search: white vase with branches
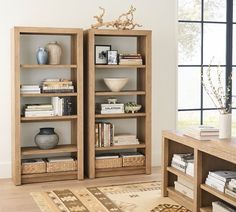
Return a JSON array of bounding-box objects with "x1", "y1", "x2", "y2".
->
[{"x1": 202, "y1": 64, "x2": 232, "y2": 139}]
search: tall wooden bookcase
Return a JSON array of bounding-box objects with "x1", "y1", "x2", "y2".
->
[
  {"x1": 11, "y1": 27, "x2": 83, "y2": 185},
  {"x1": 84, "y1": 29, "x2": 152, "y2": 178}
]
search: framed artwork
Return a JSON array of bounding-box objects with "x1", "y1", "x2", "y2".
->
[
  {"x1": 95, "y1": 45, "x2": 111, "y2": 64},
  {"x1": 107, "y1": 50, "x2": 118, "y2": 65}
]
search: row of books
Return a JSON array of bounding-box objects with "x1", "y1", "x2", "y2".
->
[
  {"x1": 183, "y1": 125, "x2": 219, "y2": 140},
  {"x1": 42, "y1": 79, "x2": 74, "y2": 93},
  {"x1": 51, "y1": 97, "x2": 73, "y2": 116},
  {"x1": 212, "y1": 201, "x2": 236, "y2": 212},
  {"x1": 113, "y1": 134, "x2": 139, "y2": 146},
  {"x1": 119, "y1": 54, "x2": 143, "y2": 65},
  {"x1": 95, "y1": 122, "x2": 114, "y2": 147},
  {"x1": 171, "y1": 153, "x2": 194, "y2": 176},
  {"x1": 96, "y1": 152, "x2": 144, "y2": 159},
  {"x1": 96, "y1": 103, "x2": 124, "y2": 114},
  {"x1": 205, "y1": 170, "x2": 236, "y2": 197},
  {"x1": 174, "y1": 176, "x2": 194, "y2": 199}
]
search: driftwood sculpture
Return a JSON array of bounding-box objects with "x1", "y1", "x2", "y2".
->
[{"x1": 91, "y1": 6, "x2": 142, "y2": 30}]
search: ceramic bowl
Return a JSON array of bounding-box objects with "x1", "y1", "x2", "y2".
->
[
  {"x1": 104, "y1": 77, "x2": 128, "y2": 92},
  {"x1": 125, "y1": 105, "x2": 142, "y2": 113}
]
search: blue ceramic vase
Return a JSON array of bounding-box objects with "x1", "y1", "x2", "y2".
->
[
  {"x1": 36, "y1": 48, "x2": 48, "y2": 64},
  {"x1": 35, "y1": 128, "x2": 59, "y2": 149}
]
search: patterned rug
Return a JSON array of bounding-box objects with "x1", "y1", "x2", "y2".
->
[{"x1": 31, "y1": 181, "x2": 191, "y2": 212}]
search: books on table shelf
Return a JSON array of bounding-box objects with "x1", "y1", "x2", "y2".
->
[
  {"x1": 119, "y1": 54, "x2": 143, "y2": 65},
  {"x1": 183, "y1": 125, "x2": 219, "y2": 140},
  {"x1": 113, "y1": 134, "x2": 140, "y2": 146},
  {"x1": 51, "y1": 97, "x2": 73, "y2": 116},
  {"x1": 171, "y1": 153, "x2": 194, "y2": 176},
  {"x1": 41, "y1": 78, "x2": 74, "y2": 93},
  {"x1": 174, "y1": 176, "x2": 194, "y2": 199},
  {"x1": 212, "y1": 201, "x2": 236, "y2": 212},
  {"x1": 95, "y1": 122, "x2": 114, "y2": 148},
  {"x1": 96, "y1": 103, "x2": 124, "y2": 114},
  {"x1": 24, "y1": 104, "x2": 54, "y2": 117},
  {"x1": 20, "y1": 84, "x2": 41, "y2": 94},
  {"x1": 205, "y1": 170, "x2": 236, "y2": 193}
]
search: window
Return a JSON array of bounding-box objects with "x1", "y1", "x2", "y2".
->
[{"x1": 177, "y1": 0, "x2": 236, "y2": 134}]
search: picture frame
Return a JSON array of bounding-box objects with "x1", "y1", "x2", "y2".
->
[
  {"x1": 107, "y1": 50, "x2": 118, "y2": 65},
  {"x1": 95, "y1": 45, "x2": 111, "y2": 64}
]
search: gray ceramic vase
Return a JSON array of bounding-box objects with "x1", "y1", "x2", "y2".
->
[
  {"x1": 34, "y1": 128, "x2": 59, "y2": 149},
  {"x1": 36, "y1": 47, "x2": 48, "y2": 64}
]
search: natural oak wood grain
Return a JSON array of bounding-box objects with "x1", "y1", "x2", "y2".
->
[
  {"x1": 12, "y1": 27, "x2": 84, "y2": 185},
  {"x1": 84, "y1": 29, "x2": 152, "y2": 179},
  {"x1": 166, "y1": 166, "x2": 194, "y2": 183},
  {"x1": 95, "y1": 90, "x2": 146, "y2": 96},
  {"x1": 95, "y1": 144, "x2": 146, "y2": 151},
  {"x1": 21, "y1": 144, "x2": 78, "y2": 156},
  {"x1": 200, "y1": 207, "x2": 212, "y2": 212}
]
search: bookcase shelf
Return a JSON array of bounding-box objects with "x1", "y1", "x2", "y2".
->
[
  {"x1": 12, "y1": 27, "x2": 84, "y2": 185},
  {"x1": 21, "y1": 115, "x2": 78, "y2": 122},
  {"x1": 95, "y1": 90, "x2": 146, "y2": 96},
  {"x1": 162, "y1": 131, "x2": 236, "y2": 212},
  {"x1": 84, "y1": 29, "x2": 152, "y2": 179},
  {"x1": 21, "y1": 144, "x2": 78, "y2": 156},
  {"x1": 21, "y1": 64, "x2": 77, "y2": 69},
  {"x1": 21, "y1": 93, "x2": 78, "y2": 97}
]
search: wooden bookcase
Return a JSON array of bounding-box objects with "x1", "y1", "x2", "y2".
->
[
  {"x1": 162, "y1": 130, "x2": 236, "y2": 212},
  {"x1": 11, "y1": 27, "x2": 83, "y2": 185},
  {"x1": 84, "y1": 29, "x2": 152, "y2": 178}
]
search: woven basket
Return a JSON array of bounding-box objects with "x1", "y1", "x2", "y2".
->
[
  {"x1": 22, "y1": 161, "x2": 46, "y2": 174},
  {"x1": 47, "y1": 160, "x2": 77, "y2": 173},
  {"x1": 122, "y1": 156, "x2": 145, "y2": 167},
  {"x1": 96, "y1": 158, "x2": 122, "y2": 169}
]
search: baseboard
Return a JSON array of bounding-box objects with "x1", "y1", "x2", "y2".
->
[{"x1": 0, "y1": 162, "x2": 11, "y2": 179}]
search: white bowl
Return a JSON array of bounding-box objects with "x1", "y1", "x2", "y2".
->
[{"x1": 104, "y1": 77, "x2": 128, "y2": 92}]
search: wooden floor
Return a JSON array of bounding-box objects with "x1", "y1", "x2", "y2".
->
[{"x1": 0, "y1": 167, "x2": 161, "y2": 212}]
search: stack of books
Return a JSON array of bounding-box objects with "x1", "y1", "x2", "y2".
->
[
  {"x1": 20, "y1": 84, "x2": 40, "y2": 94},
  {"x1": 205, "y1": 171, "x2": 236, "y2": 193},
  {"x1": 51, "y1": 97, "x2": 73, "y2": 116},
  {"x1": 225, "y1": 178, "x2": 236, "y2": 198},
  {"x1": 212, "y1": 201, "x2": 236, "y2": 212},
  {"x1": 183, "y1": 125, "x2": 219, "y2": 140},
  {"x1": 96, "y1": 153, "x2": 119, "y2": 160},
  {"x1": 96, "y1": 103, "x2": 124, "y2": 114},
  {"x1": 171, "y1": 153, "x2": 194, "y2": 175},
  {"x1": 24, "y1": 104, "x2": 54, "y2": 117},
  {"x1": 174, "y1": 176, "x2": 194, "y2": 199},
  {"x1": 42, "y1": 79, "x2": 74, "y2": 93},
  {"x1": 113, "y1": 134, "x2": 139, "y2": 146},
  {"x1": 95, "y1": 122, "x2": 114, "y2": 148},
  {"x1": 119, "y1": 54, "x2": 143, "y2": 65}
]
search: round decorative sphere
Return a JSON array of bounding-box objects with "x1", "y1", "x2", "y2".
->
[{"x1": 34, "y1": 128, "x2": 59, "y2": 150}]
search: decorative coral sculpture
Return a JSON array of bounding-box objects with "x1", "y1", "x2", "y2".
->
[{"x1": 91, "y1": 6, "x2": 142, "y2": 30}]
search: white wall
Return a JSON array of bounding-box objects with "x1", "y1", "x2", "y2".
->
[{"x1": 0, "y1": 0, "x2": 177, "y2": 178}]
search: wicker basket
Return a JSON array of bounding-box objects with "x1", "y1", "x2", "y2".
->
[
  {"x1": 122, "y1": 156, "x2": 145, "y2": 167},
  {"x1": 96, "y1": 158, "x2": 122, "y2": 169},
  {"x1": 22, "y1": 161, "x2": 46, "y2": 174},
  {"x1": 46, "y1": 160, "x2": 77, "y2": 173}
]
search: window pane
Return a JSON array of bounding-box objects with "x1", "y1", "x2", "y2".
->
[
  {"x1": 178, "y1": 23, "x2": 201, "y2": 65},
  {"x1": 178, "y1": 68, "x2": 201, "y2": 109},
  {"x1": 232, "y1": 110, "x2": 236, "y2": 136},
  {"x1": 204, "y1": 0, "x2": 226, "y2": 22},
  {"x1": 178, "y1": 111, "x2": 201, "y2": 129},
  {"x1": 178, "y1": 0, "x2": 201, "y2": 21},
  {"x1": 203, "y1": 24, "x2": 226, "y2": 65},
  {"x1": 203, "y1": 66, "x2": 226, "y2": 108},
  {"x1": 203, "y1": 110, "x2": 219, "y2": 128}
]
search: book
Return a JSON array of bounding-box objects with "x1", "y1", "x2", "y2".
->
[
  {"x1": 209, "y1": 171, "x2": 236, "y2": 182},
  {"x1": 225, "y1": 188, "x2": 236, "y2": 198},
  {"x1": 119, "y1": 152, "x2": 144, "y2": 157},
  {"x1": 47, "y1": 156, "x2": 74, "y2": 162},
  {"x1": 178, "y1": 176, "x2": 194, "y2": 190},
  {"x1": 173, "y1": 153, "x2": 194, "y2": 161},
  {"x1": 174, "y1": 181, "x2": 194, "y2": 199},
  {"x1": 96, "y1": 153, "x2": 119, "y2": 159},
  {"x1": 212, "y1": 201, "x2": 236, "y2": 212},
  {"x1": 205, "y1": 178, "x2": 225, "y2": 192}
]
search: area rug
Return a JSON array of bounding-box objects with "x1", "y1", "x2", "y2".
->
[{"x1": 31, "y1": 181, "x2": 191, "y2": 212}]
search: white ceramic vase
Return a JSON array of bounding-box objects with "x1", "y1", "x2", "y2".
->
[
  {"x1": 46, "y1": 41, "x2": 62, "y2": 65},
  {"x1": 219, "y1": 113, "x2": 232, "y2": 139}
]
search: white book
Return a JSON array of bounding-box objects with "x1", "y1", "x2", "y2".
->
[
  {"x1": 174, "y1": 181, "x2": 194, "y2": 199},
  {"x1": 173, "y1": 153, "x2": 194, "y2": 161},
  {"x1": 207, "y1": 175, "x2": 227, "y2": 186},
  {"x1": 101, "y1": 110, "x2": 124, "y2": 114},
  {"x1": 187, "y1": 125, "x2": 219, "y2": 132},
  {"x1": 212, "y1": 201, "x2": 236, "y2": 212},
  {"x1": 25, "y1": 112, "x2": 54, "y2": 117},
  {"x1": 225, "y1": 188, "x2": 236, "y2": 198},
  {"x1": 96, "y1": 155, "x2": 119, "y2": 159},
  {"x1": 209, "y1": 171, "x2": 236, "y2": 182},
  {"x1": 47, "y1": 157, "x2": 74, "y2": 162},
  {"x1": 229, "y1": 180, "x2": 236, "y2": 189},
  {"x1": 230, "y1": 179, "x2": 236, "y2": 184},
  {"x1": 172, "y1": 157, "x2": 187, "y2": 167},
  {"x1": 205, "y1": 178, "x2": 225, "y2": 192},
  {"x1": 51, "y1": 97, "x2": 59, "y2": 116},
  {"x1": 183, "y1": 131, "x2": 218, "y2": 141},
  {"x1": 171, "y1": 163, "x2": 186, "y2": 172},
  {"x1": 178, "y1": 176, "x2": 194, "y2": 190}
]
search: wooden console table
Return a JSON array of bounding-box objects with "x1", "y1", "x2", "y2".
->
[{"x1": 162, "y1": 130, "x2": 236, "y2": 212}]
